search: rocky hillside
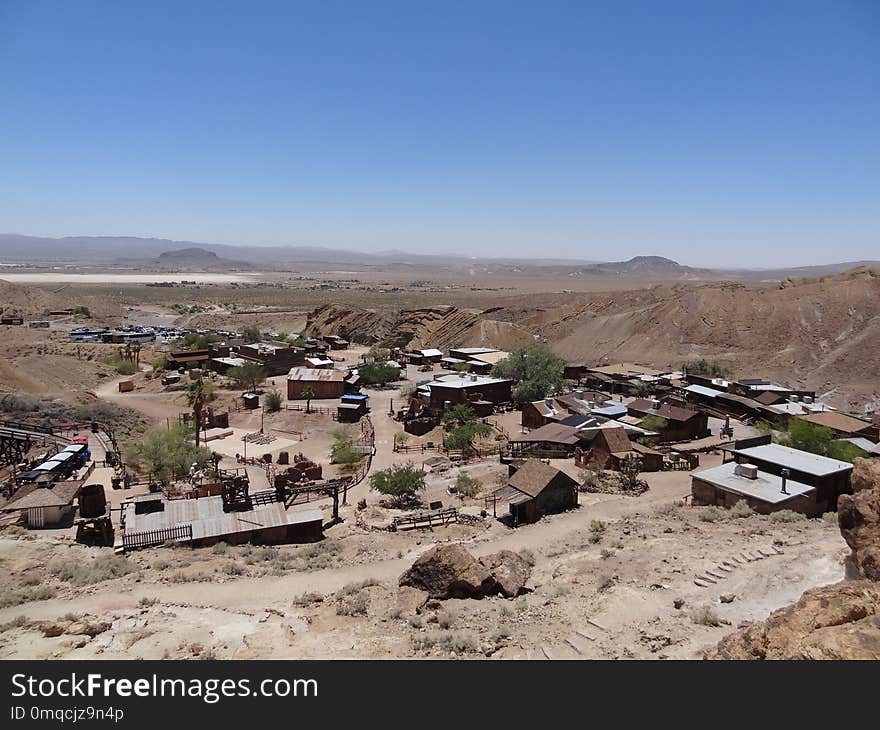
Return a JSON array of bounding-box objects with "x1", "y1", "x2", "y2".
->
[
  {"x1": 304, "y1": 304, "x2": 533, "y2": 351},
  {"x1": 537, "y1": 267, "x2": 880, "y2": 410},
  {"x1": 707, "y1": 458, "x2": 880, "y2": 660}
]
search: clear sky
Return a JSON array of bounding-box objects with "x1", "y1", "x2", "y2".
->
[{"x1": 0, "y1": 1, "x2": 877, "y2": 266}]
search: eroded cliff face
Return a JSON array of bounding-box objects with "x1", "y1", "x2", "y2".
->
[
  {"x1": 707, "y1": 459, "x2": 880, "y2": 659},
  {"x1": 303, "y1": 303, "x2": 533, "y2": 351}
]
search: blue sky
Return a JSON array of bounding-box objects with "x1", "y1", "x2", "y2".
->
[{"x1": 0, "y1": 0, "x2": 877, "y2": 266}]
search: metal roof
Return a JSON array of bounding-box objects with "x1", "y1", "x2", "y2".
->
[
  {"x1": 797, "y1": 411, "x2": 874, "y2": 435},
  {"x1": 122, "y1": 495, "x2": 323, "y2": 542},
  {"x1": 430, "y1": 374, "x2": 513, "y2": 389},
  {"x1": 684, "y1": 384, "x2": 723, "y2": 398},
  {"x1": 733, "y1": 444, "x2": 854, "y2": 476},
  {"x1": 693, "y1": 462, "x2": 815, "y2": 504},
  {"x1": 288, "y1": 367, "x2": 345, "y2": 382}
]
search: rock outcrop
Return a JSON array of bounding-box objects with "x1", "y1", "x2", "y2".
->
[
  {"x1": 706, "y1": 581, "x2": 880, "y2": 660},
  {"x1": 399, "y1": 545, "x2": 531, "y2": 599},
  {"x1": 708, "y1": 457, "x2": 880, "y2": 660},
  {"x1": 838, "y1": 458, "x2": 880, "y2": 580},
  {"x1": 479, "y1": 550, "x2": 532, "y2": 598}
]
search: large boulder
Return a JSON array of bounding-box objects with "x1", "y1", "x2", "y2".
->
[
  {"x1": 479, "y1": 550, "x2": 532, "y2": 598},
  {"x1": 838, "y1": 458, "x2": 880, "y2": 580},
  {"x1": 399, "y1": 544, "x2": 496, "y2": 599},
  {"x1": 706, "y1": 581, "x2": 880, "y2": 660}
]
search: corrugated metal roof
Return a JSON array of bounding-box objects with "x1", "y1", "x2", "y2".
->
[
  {"x1": 287, "y1": 367, "x2": 345, "y2": 382},
  {"x1": 733, "y1": 444, "x2": 853, "y2": 476},
  {"x1": 122, "y1": 494, "x2": 322, "y2": 541}
]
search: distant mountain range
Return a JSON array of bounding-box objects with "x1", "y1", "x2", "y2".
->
[{"x1": 0, "y1": 233, "x2": 877, "y2": 280}]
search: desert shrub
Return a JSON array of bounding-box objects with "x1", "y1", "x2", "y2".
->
[
  {"x1": 730, "y1": 500, "x2": 753, "y2": 518},
  {"x1": 263, "y1": 389, "x2": 282, "y2": 412},
  {"x1": 412, "y1": 631, "x2": 478, "y2": 654},
  {"x1": 455, "y1": 471, "x2": 482, "y2": 498},
  {"x1": 210, "y1": 543, "x2": 228, "y2": 555},
  {"x1": 220, "y1": 561, "x2": 245, "y2": 576},
  {"x1": 697, "y1": 506, "x2": 726, "y2": 523},
  {"x1": 167, "y1": 570, "x2": 212, "y2": 583},
  {"x1": 600, "y1": 548, "x2": 615, "y2": 560},
  {"x1": 337, "y1": 578, "x2": 379, "y2": 599},
  {"x1": 292, "y1": 592, "x2": 324, "y2": 606},
  {"x1": 51, "y1": 553, "x2": 137, "y2": 586},
  {"x1": 408, "y1": 615, "x2": 423, "y2": 628},
  {"x1": 769, "y1": 509, "x2": 807, "y2": 523},
  {"x1": 518, "y1": 549, "x2": 535, "y2": 566},
  {"x1": 691, "y1": 606, "x2": 723, "y2": 627},
  {"x1": 491, "y1": 625, "x2": 513, "y2": 643},
  {"x1": 138, "y1": 597, "x2": 159, "y2": 607},
  {"x1": 822, "y1": 511, "x2": 839, "y2": 525},
  {"x1": 336, "y1": 590, "x2": 369, "y2": 616},
  {"x1": 0, "y1": 585, "x2": 55, "y2": 608},
  {"x1": 437, "y1": 609, "x2": 456, "y2": 629},
  {"x1": 596, "y1": 573, "x2": 615, "y2": 592},
  {"x1": 589, "y1": 519, "x2": 606, "y2": 543}
]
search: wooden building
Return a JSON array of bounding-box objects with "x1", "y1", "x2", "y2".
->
[
  {"x1": 795, "y1": 411, "x2": 879, "y2": 441},
  {"x1": 491, "y1": 459, "x2": 579, "y2": 525},
  {"x1": 725, "y1": 443, "x2": 853, "y2": 513},
  {"x1": 1, "y1": 480, "x2": 82, "y2": 528},
  {"x1": 581, "y1": 426, "x2": 664, "y2": 472},
  {"x1": 426, "y1": 373, "x2": 513, "y2": 408},
  {"x1": 626, "y1": 399, "x2": 709, "y2": 442},
  {"x1": 287, "y1": 367, "x2": 346, "y2": 400},
  {"x1": 691, "y1": 462, "x2": 820, "y2": 516}
]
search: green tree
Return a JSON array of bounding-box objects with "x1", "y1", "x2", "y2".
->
[
  {"x1": 776, "y1": 419, "x2": 863, "y2": 463},
  {"x1": 263, "y1": 389, "x2": 282, "y2": 413},
  {"x1": 358, "y1": 362, "x2": 400, "y2": 386},
  {"x1": 369, "y1": 463, "x2": 426, "y2": 507},
  {"x1": 330, "y1": 428, "x2": 365, "y2": 471},
  {"x1": 241, "y1": 325, "x2": 261, "y2": 343},
  {"x1": 301, "y1": 385, "x2": 316, "y2": 413},
  {"x1": 455, "y1": 471, "x2": 482, "y2": 498},
  {"x1": 228, "y1": 361, "x2": 266, "y2": 393},
  {"x1": 640, "y1": 415, "x2": 668, "y2": 433},
  {"x1": 491, "y1": 345, "x2": 565, "y2": 404},
  {"x1": 179, "y1": 332, "x2": 220, "y2": 350},
  {"x1": 366, "y1": 345, "x2": 391, "y2": 362},
  {"x1": 442, "y1": 405, "x2": 491, "y2": 454},
  {"x1": 125, "y1": 424, "x2": 212, "y2": 488},
  {"x1": 186, "y1": 379, "x2": 213, "y2": 448}
]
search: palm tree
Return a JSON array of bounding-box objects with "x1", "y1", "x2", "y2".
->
[
  {"x1": 302, "y1": 385, "x2": 316, "y2": 414},
  {"x1": 187, "y1": 378, "x2": 210, "y2": 448}
]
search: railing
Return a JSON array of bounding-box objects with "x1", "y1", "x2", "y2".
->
[
  {"x1": 391, "y1": 507, "x2": 459, "y2": 530},
  {"x1": 122, "y1": 523, "x2": 193, "y2": 551}
]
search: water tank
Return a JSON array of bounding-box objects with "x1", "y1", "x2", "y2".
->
[{"x1": 78, "y1": 484, "x2": 107, "y2": 519}]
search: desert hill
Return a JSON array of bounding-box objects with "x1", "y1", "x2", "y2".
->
[
  {"x1": 536, "y1": 267, "x2": 880, "y2": 409},
  {"x1": 305, "y1": 268, "x2": 880, "y2": 411},
  {"x1": 305, "y1": 304, "x2": 534, "y2": 352},
  {"x1": 154, "y1": 247, "x2": 252, "y2": 271}
]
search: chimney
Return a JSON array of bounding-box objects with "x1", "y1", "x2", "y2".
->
[
  {"x1": 651, "y1": 399, "x2": 661, "y2": 410},
  {"x1": 577, "y1": 390, "x2": 585, "y2": 399},
  {"x1": 780, "y1": 468, "x2": 789, "y2": 495},
  {"x1": 470, "y1": 374, "x2": 477, "y2": 382}
]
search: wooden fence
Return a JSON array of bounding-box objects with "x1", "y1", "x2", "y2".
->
[
  {"x1": 391, "y1": 507, "x2": 459, "y2": 531},
  {"x1": 122, "y1": 523, "x2": 193, "y2": 551}
]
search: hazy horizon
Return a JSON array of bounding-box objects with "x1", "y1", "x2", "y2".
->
[{"x1": 1, "y1": 2, "x2": 878, "y2": 268}]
